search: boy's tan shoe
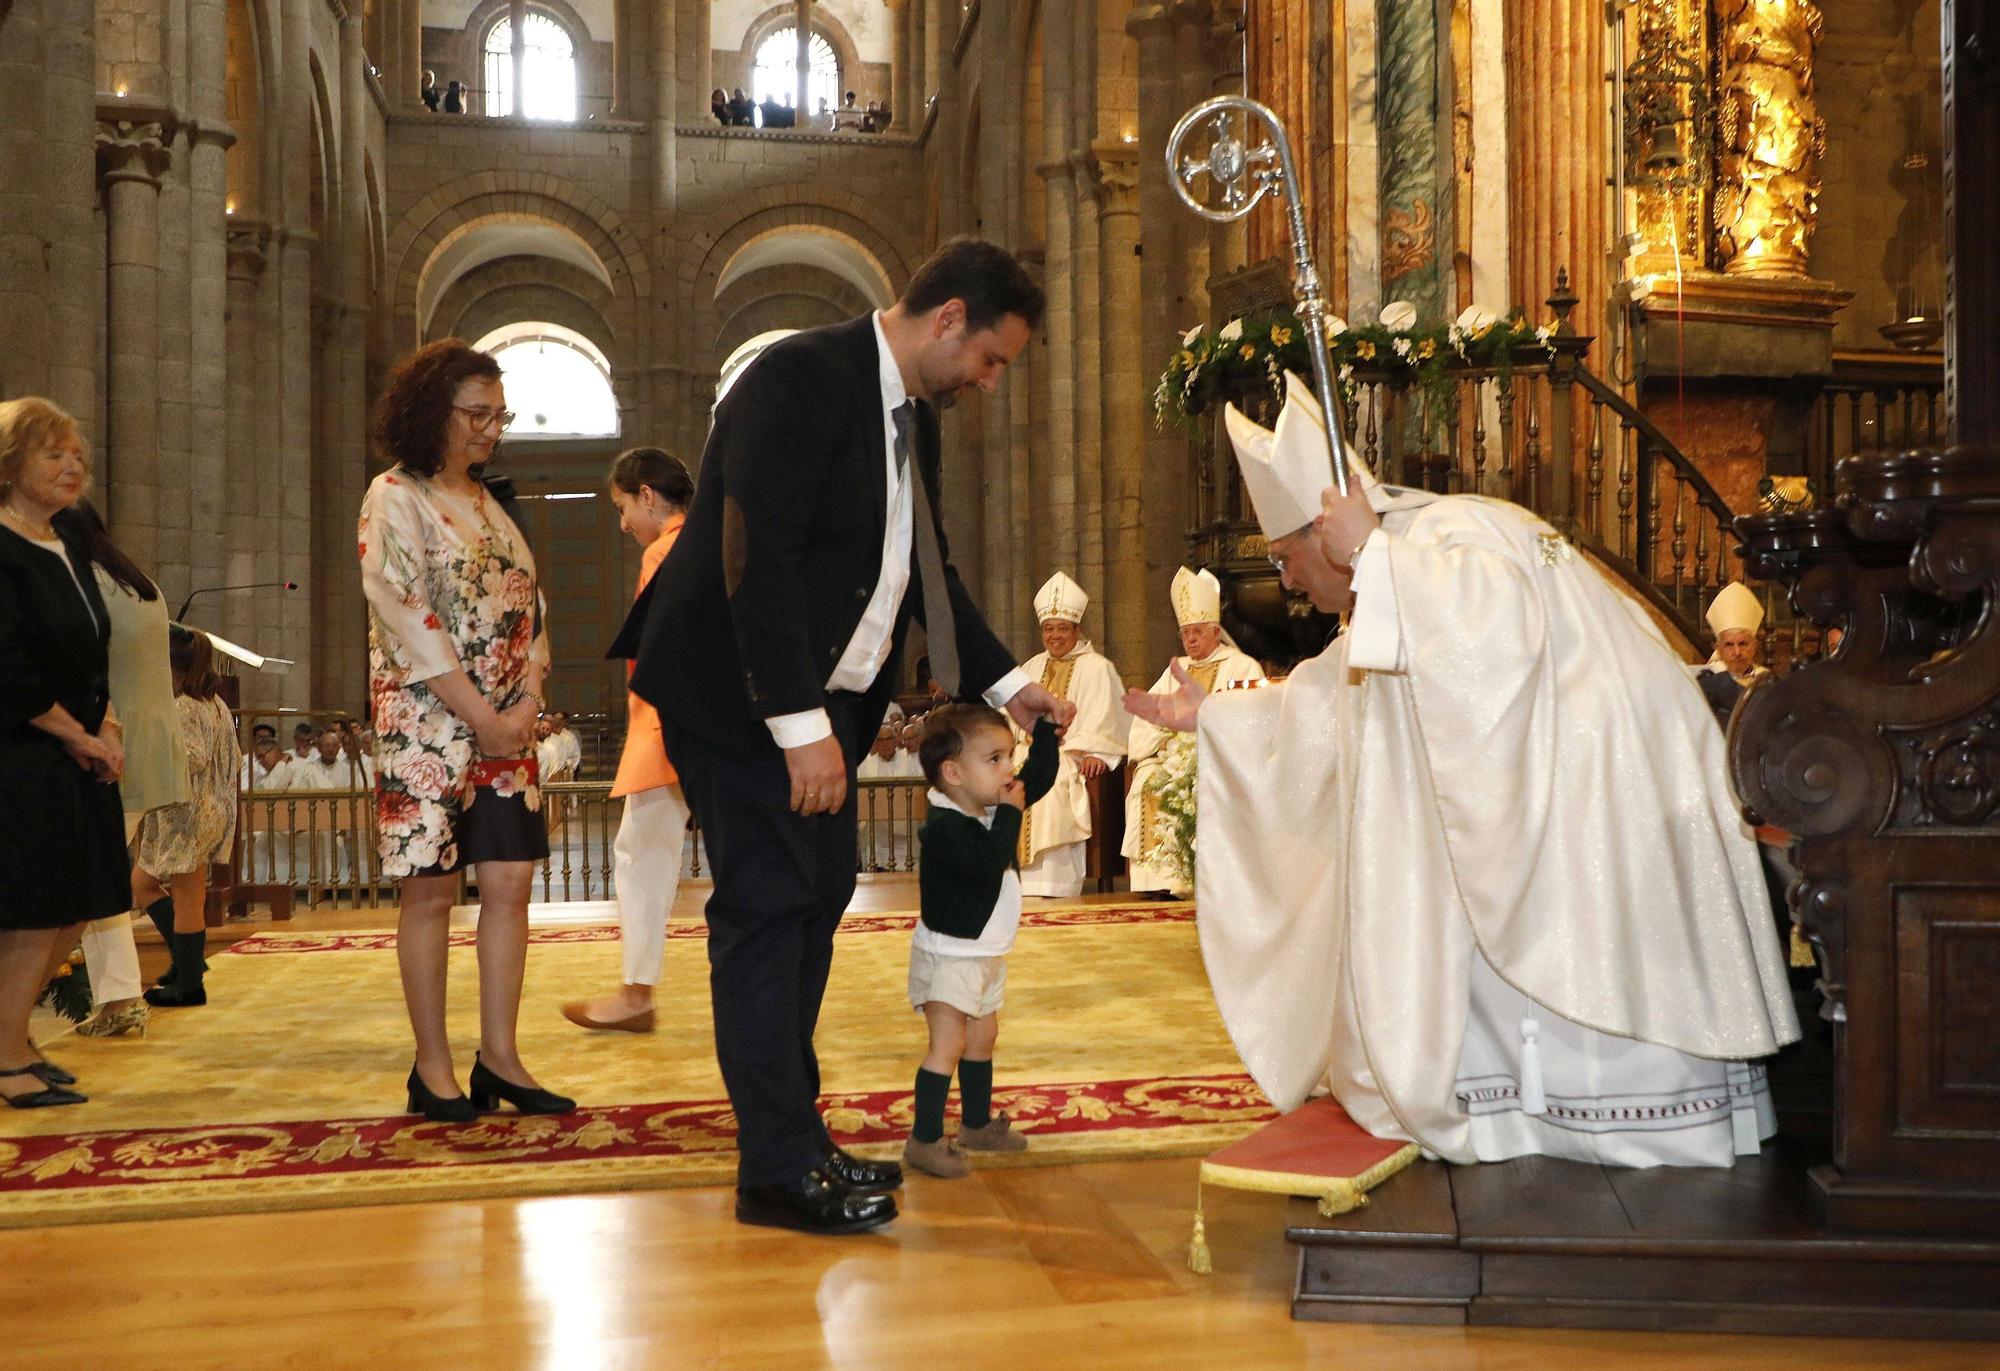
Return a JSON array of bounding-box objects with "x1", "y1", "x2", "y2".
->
[
  {"x1": 901, "y1": 1134, "x2": 972, "y2": 1178},
  {"x1": 957, "y1": 1114, "x2": 1028, "y2": 1152}
]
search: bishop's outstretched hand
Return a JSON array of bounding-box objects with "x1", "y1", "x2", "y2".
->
[{"x1": 1123, "y1": 659, "x2": 1206, "y2": 733}]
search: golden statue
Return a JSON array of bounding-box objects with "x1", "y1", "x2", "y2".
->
[{"x1": 1713, "y1": 0, "x2": 1825, "y2": 278}]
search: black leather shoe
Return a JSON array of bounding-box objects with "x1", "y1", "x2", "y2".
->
[
  {"x1": 822, "y1": 1143, "x2": 903, "y2": 1194},
  {"x1": 405, "y1": 1065, "x2": 477, "y2": 1124},
  {"x1": 735, "y1": 1166, "x2": 898, "y2": 1235},
  {"x1": 468, "y1": 1053, "x2": 576, "y2": 1115}
]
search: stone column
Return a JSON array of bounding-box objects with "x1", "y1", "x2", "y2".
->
[
  {"x1": 153, "y1": 134, "x2": 196, "y2": 608},
  {"x1": 1129, "y1": 3, "x2": 1205, "y2": 660},
  {"x1": 889, "y1": 0, "x2": 913, "y2": 131},
  {"x1": 95, "y1": 108, "x2": 174, "y2": 564},
  {"x1": 1096, "y1": 152, "x2": 1147, "y2": 670},
  {"x1": 1206, "y1": 3, "x2": 1249, "y2": 284},
  {"x1": 401, "y1": 0, "x2": 425, "y2": 111},
  {"x1": 1035, "y1": 155, "x2": 1077, "y2": 580},
  {"x1": 1070, "y1": 154, "x2": 1106, "y2": 617},
  {"x1": 329, "y1": 11, "x2": 372, "y2": 705},
  {"x1": 186, "y1": 0, "x2": 234, "y2": 607},
  {"x1": 224, "y1": 222, "x2": 269, "y2": 668},
  {"x1": 277, "y1": 229, "x2": 315, "y2": 707}
]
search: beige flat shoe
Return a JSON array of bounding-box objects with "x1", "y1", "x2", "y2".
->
[
  {"x1": 901, "y1": 1133, "x2": 971, "y2": 1179},
  {"x1": 560, "y1": 1001, "x2": 656, "y2": 1033},
  {"x1": 957, "y1": 1113, "x2": 1028, "y2": 1152}
]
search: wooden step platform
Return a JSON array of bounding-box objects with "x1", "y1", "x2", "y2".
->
[{"x1": 1287, "y1": 1141, "x2": 2000, "y2": 1340}]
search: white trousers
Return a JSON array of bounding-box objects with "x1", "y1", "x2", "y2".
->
[
  {"x1": 613, "y1": 785, "x2": 690, "y2": 986},
  {"x1": 1019, "y1": 841, "x2": 1087, "y2": 899}
]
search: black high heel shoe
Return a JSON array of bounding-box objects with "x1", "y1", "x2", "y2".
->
[
  {"x1": 405, "y1": 1065, "x2": 477, "y2": 1123},
  {"x1": 2, "y1": 1064, "x2": 85, "y2": 1109},
  {"x1": 468, "y1": 1053, "x2": 575, "y2": 1115}
]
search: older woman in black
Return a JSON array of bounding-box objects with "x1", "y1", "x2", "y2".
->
[{"x1": 0, "y1": 398, "x2": 128, "y2": 1108}]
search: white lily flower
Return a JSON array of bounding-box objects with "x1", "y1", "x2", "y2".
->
[
  {"x1": 1455, "y1": 304, "x2": 1500, "y2": 333},
  {"x1": 1379, "y1": 300, "x2": 1418, "y2": 332},
  {"x1": 1219, "y1": 318, "x2": 1244, "y2": 342},
  {"x1": 1323, "y1": 315, "x2": 1349, "y2": 340},
  {"x1": 1182, "y1": 324, "x2": 1203, "y2": 346}
]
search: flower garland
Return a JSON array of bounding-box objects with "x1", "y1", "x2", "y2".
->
[
  {"x1": 1153, "y1": 302, "x2": 1557, "y2": 435},
  {"x1": 1141, "y1": 733, "x2": 1200, "y2": 889}
]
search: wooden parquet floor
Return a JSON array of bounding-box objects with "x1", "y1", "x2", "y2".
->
[{"x1": 7, "y1": 882, "x2": 1990, "y2": 1368}]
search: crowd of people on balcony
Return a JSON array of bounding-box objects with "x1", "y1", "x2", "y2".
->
[{"x1": 710, "y1": 86, "x2": 892, "y2": 134}]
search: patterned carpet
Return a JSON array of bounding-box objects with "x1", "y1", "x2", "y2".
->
[{"x1": 0, "y1": 901, "x2": 1272, "y2": 1228}]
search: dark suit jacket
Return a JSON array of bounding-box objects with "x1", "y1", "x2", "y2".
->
[{"x1": 611, "y1": 315, "x2": 1017, "y2": 760}]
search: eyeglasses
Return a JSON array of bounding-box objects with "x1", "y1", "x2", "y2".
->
[
  {"x1": 1268, "y1": 551, "x2": 1288, "y2": 576},
  {"x1": 453, "y1": 405, "x2": 516, "y2": 432}
]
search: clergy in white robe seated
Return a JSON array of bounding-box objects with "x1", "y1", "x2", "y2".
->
[
  {"x1": 1126, "y1": 372, "x2": 1799, "y2": 1169},
  {"x1": 1015, "y1": 572, "x2": 1128, "y2": 898},
  {"x1": 1123, "y1": 567, "x2": 1263, "y2": 896}
]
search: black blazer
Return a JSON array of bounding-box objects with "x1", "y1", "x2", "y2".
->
[{"x1": 613, "y1": 315, "x2": 1018, "y2": 760}]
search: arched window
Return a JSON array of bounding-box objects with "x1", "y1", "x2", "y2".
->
[
  {"x1": 752, "y1": 26, "x2": 839, "y2": 121},
  {"x1": 482, "y1": 11, "x2": 577, "y2": 121},
  {"x1": 473, "y1": 322, "x2": 619, "y2": 437}
]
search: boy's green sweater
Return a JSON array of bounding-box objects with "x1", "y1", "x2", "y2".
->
[{"x1": 916, "y1": 718, "x2": 1062, "y2": 941}]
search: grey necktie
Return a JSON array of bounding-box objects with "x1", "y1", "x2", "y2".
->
[{"x1": 892, "y1": 401, "x2": 960, "y2": 696}]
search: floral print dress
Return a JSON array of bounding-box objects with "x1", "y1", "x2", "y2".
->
[{"x1": 358, "y1": 469, "x2": 551, "y2": 879}]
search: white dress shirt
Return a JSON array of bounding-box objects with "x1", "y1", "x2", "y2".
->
[{"x1": 766, "y1": 312, "x2": 1027, "y2": 749}]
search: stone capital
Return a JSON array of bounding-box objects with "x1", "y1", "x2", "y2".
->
[
  {"x1": 95, "y1": 96, "x2": 178, "y2": 188},
  {"x1": 227, "y1": 220, "x2": 272, "y2": 280},
  {"x1": 185, "y1": 117, "x2": 240, "y2": 152},
  {"x1": 1126, "y1": 4, "x2": 1174, "y2": 40}
]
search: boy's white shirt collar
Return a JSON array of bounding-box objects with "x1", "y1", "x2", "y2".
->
[{"x1": 926, "y1": 787, "x2": 996, "y2": 825}]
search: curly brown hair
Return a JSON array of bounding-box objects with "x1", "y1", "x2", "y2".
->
[{"x1": 371, "y1": 339, "x2": 503, "y2": 476}]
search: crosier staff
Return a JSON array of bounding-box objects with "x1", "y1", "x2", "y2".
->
[{"x1": 1166, "y1": 95, "x2": 1355, "y2": 498}]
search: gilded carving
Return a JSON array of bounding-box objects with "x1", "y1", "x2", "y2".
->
[{"x1": 1713, "y1": 0, "x2": 1826, "y2": 278}]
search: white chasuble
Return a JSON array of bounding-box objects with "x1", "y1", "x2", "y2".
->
[
  {"x1": 1196, "y1": 493, "x2": 1799, "y2": 1168},
  {"x1": 1014, "y1": 643, "x2": 1128, "y2": 870},
  {"x1": 1123, "y1": 645, "x2": 1264, "y2": 894}
]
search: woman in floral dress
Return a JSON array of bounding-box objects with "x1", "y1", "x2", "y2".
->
[
  {"x1": 134, "y1": 628, "x2": 241, "y2": 1008},
  {"x1": 359, "y1": 340, "x2": 572, "y2": 1123}
]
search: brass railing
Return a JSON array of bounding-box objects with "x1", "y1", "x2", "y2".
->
[{"x1": 231, "y1": 777, "x2": 930, "y2": 909}]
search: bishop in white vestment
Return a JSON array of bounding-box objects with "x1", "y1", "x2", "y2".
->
[
  {"x1": 1123, "y1": 568, "x2": 1263, "y2": 895},
  {"x1": 1015, "y1": 572, "x2": 1129, "y2": 898},
  {"x1": 1131, "y1": 373, "x2": 1799, "y2": 1169}
]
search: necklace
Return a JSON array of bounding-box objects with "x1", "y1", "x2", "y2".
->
[{"x1": 0, "y1": 503, "x2": 54, "y2": 540}]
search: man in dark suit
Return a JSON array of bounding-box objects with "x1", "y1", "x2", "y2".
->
[{"x1": 616, "y1": 238, "x2": 1071, "y2": 1234}]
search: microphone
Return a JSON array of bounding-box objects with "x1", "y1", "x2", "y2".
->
[{"x1": 177, "y1": 581, "x2": 299, "y2": 621}]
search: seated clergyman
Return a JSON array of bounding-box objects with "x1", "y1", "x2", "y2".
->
[
  {"x1": 1122, "y1": 567, "x2": 1263, "y2": 896},
  {"x1": 1013, "y1": 573, "x2": 1128, "y2": 899},
  {"x1": 1124, "y1": 372, "x2": 1798, "y2": 1168}
]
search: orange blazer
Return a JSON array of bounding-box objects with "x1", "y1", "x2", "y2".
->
[{"x1": 610, "y1": 515, "x2": 684, "y2": 797}]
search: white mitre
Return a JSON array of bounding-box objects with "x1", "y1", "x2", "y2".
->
[
  {"x1": 1225, "y1": 372, "x2": 1433, "y2": 543},
  {"x1": 1034, "y1": 571, "x2": 1089, "y2": 624},
  {"x1": 1706, "y1": 581, "x2": 1764, "y2": 637},
  {"x1": 1171, "y1": 566, "x2": 1221, "y2": 627}
]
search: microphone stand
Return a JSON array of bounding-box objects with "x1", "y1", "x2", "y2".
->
[{"x1": 177, "y1": 581, "x2": 298, "y2": 622}]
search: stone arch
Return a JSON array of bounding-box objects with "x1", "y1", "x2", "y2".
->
[
  {"x1": 434, "y1": 257, "x2": 620, "y2": 358},
  {"x1": 460, "y1": 0, "x2": 596, "y2": 117},
  {"x1": 713, "y1": 262, "x2": 878, "y2": 359},
  {"x1": 725, "y1": 3, "x2": 864, "y2": 104},
  {"x1": 388, "y1": 169, "x2": 651, "y2": 345},
  {"x1": 362, "y1": 152, "x2": 386, "y2": 302},
  {"x1": 681, "y1": 186, "x2": 913, "y2": 367}
]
